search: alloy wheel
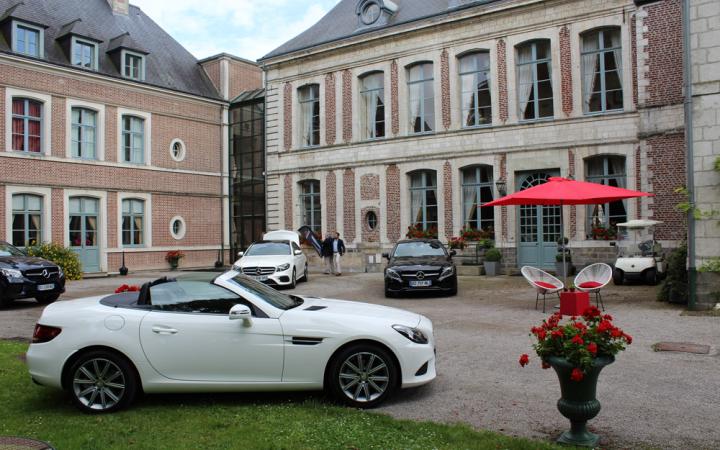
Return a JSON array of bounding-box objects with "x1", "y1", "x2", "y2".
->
[
  {"x1": 72, "y1": 358, "x2": 126, "y2": 411},
  {"x1": 338, "y1": 351, "x2": 390, "y2": 403}
]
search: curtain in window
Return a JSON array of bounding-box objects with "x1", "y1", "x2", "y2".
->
[
  {"x1": 411, "y1": 189, "x2": 423, "y2": 226},
  {"x1": 608, "y1": 156, "x2": 626, "y2": 188},
  {"x1": 582, "y1": 37, "x2": 599, "y2": 111},
  {"x1": 408, "y1": 82, "x2": 422, "y2": 131},
  {"x1": 367, "y1": 91, "x2": 379, "y2": 138},
  {"x1": 517, "y1": 46, "x2": 534, "y2": 117},
  {"x1": 301, "y1": 98, "x2": 314, "y2": 146},
  {"x1": 611, "y1": 30, "x2": 623, "y2": 88},
  {"x1": 463, "y1": 185, "x2": 477, "y2": 227}
]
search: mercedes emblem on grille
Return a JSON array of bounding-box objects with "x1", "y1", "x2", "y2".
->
[
  {"x1": 416, "y1": 271, "x2": 425, "y2": 280},
  {"x1": 41, "y1": 269, "x2": 49, "y2": 278},
  {"x1": 256, "y1": 268, "x2": 263, "y2": 276}
]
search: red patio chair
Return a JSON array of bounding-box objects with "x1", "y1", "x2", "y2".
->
[{"x1": 521, "y1": 266, "x2": 564, "y2": 313}]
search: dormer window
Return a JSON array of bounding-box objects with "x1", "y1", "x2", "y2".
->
[
  {"x1": 355, "y1": 0, "x2": 398, "y2": 29},
  {"x1": 122, "y1": 50, "x2": 145, "y2": 81},
  {"x1": 13, "y1": 22, "x2": 43, "y2": 58},
  {"x1": 72, "y1": 38, "x2": 98, "y2": 70}
]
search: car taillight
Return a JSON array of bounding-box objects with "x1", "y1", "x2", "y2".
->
[{"x1": 32, "y1": 324, "x2": 62, "y2": 343}]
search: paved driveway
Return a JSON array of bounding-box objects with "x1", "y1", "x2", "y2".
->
[{"x1": 1, "y1": 270, "x2": 718, "y2": 449}]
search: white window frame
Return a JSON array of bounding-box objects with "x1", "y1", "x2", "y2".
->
[
  {"x1": 71, "y1": 36, "x2": 99, "y2": 71},
  {"x1": 12, "y1": 21, "x2": 44, "y2": 58},
  {"x1": 4, "y1": 186, "x2": 52, "y2": 246},
  {"x1": 66, "y1": 98, "x2": 105, "y2": 160},
  {"x1": 4, "y1": 88, "x2": 52, "y2": 155},
  {"x1": 116, "y1": 108, "x2": 151, "y2": 166},
  {"x1": 118, "y1": 192, "x2": 152, "y2": 248},
  {"x1": 121, "y1": 49, "x2": 146, "y2": 81},
  {"x1": 169, "y1": 138, "x2": 186, "y2": 162},
  {"x1": 169, "y1": 216, "x2": 186, "y2": 240}
]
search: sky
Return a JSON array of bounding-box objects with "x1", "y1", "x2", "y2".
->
[{"x1": 131, "y1": 0, "x2": 340, "y2": 61}]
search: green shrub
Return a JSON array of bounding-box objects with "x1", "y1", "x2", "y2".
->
[
  {"x1": 484, "y1": 247, "x2": 502, "y2": 262},
  {"x1": 28, "y1": 243, "x2": 82, "y2": 281},
  {"x1": 555, "y1": 252, "x2": 572, "y2": 262},
  {"x1": 657, "y1": 244, "x2": 687, "y2": 304}
]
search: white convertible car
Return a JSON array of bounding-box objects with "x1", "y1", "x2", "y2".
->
[{"x1": 26, "y1": 271, "x2": 436, "y2": 413}]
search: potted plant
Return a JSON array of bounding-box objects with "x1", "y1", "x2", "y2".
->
[
  {"x1": 519, "y1": 307, "x2": 632, "y2": 447},
  {"x1": 555, "y1": 252, "x2": 573, "y2": 278},
  {"x1": 165, "y1": 250, "x2": 185, "y2": 270},
  {"x1": 483, "y1": 247, "x2": 502, "y2": 276}
]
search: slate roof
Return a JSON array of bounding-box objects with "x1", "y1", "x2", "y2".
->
[
  {"x1": 231, "y1": 88, "x2": 265, "y2": 104},
  {"x1": 261, "y1": 0, "x2": 503, "y2": 61},
  {"x1": 0, "y1": 0, "x2": 221, "y2": 99}
]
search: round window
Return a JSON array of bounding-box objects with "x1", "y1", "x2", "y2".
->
[
  {"x1": 169, "y1": 139, "x2": 186, "y2": 162},
  {"x1": 366, "y1": 211, "x2": 378, "y2": 230},
  {"x1": 169, "y1": 216, "x2": 186, "y2": 240},
  {"x1": 361, "y1": 1, "x2": 381, "y2": 25}
]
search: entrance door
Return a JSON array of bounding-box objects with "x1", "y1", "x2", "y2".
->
[
  {"x1": 516, "y1": 171, "x2": 561, "y2": 269},
  {"x1": 69, "y1": 197, "x2": 100, "y2": 272}
]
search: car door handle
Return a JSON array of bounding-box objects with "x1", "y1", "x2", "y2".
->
[{"x1": 151, "y1": 326, "x2": 178, "y2": 335}]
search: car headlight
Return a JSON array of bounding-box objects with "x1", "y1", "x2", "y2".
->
[
  {"x1": 0, "y1": 268, "x2": 23, "y2": 279},
  {"x1": 386, "y1": 268, "x2": 402, "y2": 281},
  {"x1": 438, "y1": 265, "x2": 455, "y2": 281},
  {"x1": 276, "y1": 263, "x2": 290, "y2": 272},
  {"x1": 392, "y1": 324, "x2": 428, "y2": 344},
  {"x1": 57, "y1": 267, "x2": 65, "y2": 278},
  {"x1": 232, "y1": 264, "x2": 243, "y2": 272}
]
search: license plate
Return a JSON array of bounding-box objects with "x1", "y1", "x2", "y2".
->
[
  {"x1": 252, "y1": 275, "x2": 269, "y2": 282},
  {"x1": 410, "y1": 280, "x2": 432, "y2": 287},
  {"x1": 37, "y1": 283, "x2": 54, "y2": 291}
]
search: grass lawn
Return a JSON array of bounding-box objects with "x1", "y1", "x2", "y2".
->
[{"x1": 0, "y1": 340, "x2": 560, "y2": 449}]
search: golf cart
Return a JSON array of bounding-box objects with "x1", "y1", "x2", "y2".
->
[{"x1": 612, "y1": 220, "x2": 665, "y2": 285}]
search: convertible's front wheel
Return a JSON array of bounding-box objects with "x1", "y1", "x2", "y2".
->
[
  {"x1": 328, "y1": 344, "x2": 398, "y2": 408},
  {"x1": 68, "y1": 351, "x2": 137, "y2": 413}
]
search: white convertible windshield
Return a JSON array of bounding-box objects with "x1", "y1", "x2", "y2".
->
[
  {"x1": 245, "y1": 242, "x2": 291, "y2": 256},
  {"x1": 229, "y1": 275, "x2": 302, "y2": 310}
]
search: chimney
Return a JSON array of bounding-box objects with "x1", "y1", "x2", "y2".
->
[{"x1": 107, "y1": 0, "x2": 129, "y2": 15}]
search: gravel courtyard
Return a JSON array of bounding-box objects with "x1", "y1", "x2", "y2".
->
[{"x1": 1, "y1": 270, "x2": 718, "y2": 449}]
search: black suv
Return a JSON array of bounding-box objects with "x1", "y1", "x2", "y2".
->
[
  {"x1": 0, "y1": 241, "x2": 65, "y2": 307},
  {"x1": 383, "y1": 239, "x2": 457, "y2": 298}
]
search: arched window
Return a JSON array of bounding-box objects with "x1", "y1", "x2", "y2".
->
[
  {"x1": 71, "y1": 107, "x2": 97, "y2": 159},
  {"x1": 407, "y1": 63, "x2": 434, "y2": 134},
  {"x1": 459, "y1": 51, "x2": 492, "y2": 127},
  {"x1": 409, "y1": 170, "x2": 437, "y2": 231},
  {"x1": 359, "y1": 72, "x2": 385, "y2": 139},
  {"x1": 585, "y1": 155, "x2": 627, "y2": 234},
  {"x1": 581, "y1": 27, "x2": 623, "y2": 113},
  {"x1": 11, "y1": 98, "x2": 42, "y2": 153},
  {"x1": 298, "y1": 84, "x2": 320, "y2": 147},
  {"x1": 300, "y1": 180, "x2": 321, "y2": 233},
  {"x1": 516, "y1": 40, "x2": 553, "y2": 120},
  {"x1": 122, "y1": 199, "x2": 145, "y2": 246},
  {"x1": 461, "y1": 166, "x2": 495, "y2": 234},
  {"x1": 12, "y1": 194, "x2": 42, "y2": 247}
]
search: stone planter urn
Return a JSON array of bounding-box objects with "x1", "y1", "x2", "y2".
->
[
  {"x1": 484, "y1": 261, "x2": 500, "y2": 276},
  {"x1": 168, "y1": 259, "x2": 179, "y2": 270},
  {"x1": 546, "y1": 355, "x2": 615, "y2": 447}
]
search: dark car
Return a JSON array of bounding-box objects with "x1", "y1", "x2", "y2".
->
[
  {"x1": 0, "y1": 241, "x2": 66, "y2": 307},
  {"x1": 383, "y1": 239, "x2": 457, "y2": 298}
]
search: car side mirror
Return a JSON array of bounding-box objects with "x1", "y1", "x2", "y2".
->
[
  {"x1": 237, "y1": 251, "x2": 244, "y2": 257},
  {"x1": 294, "y1": 249, "x2": 303, "y2": 256},
  {"x1": 382, "y1": 253, "x2": 390, "y2": 260},
  {"x1": 229, "y1": 304, "x2": 252, "y2": 323},
  {"x1": 449, "y1": 250, "x2": 457, "y2": 257}
]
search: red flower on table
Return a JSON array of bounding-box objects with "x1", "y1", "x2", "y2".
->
[
  {"x1": 519, "y1": 354, "x2": 530, "y2": 367},
  {"x1": 587, "y1": 342, "x2": 598, "y2": 355},
  {"x1": 570, "y1": 368, "x2": 584, "y2": 382}
]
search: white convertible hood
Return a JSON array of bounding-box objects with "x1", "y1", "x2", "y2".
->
[{"x1": 292, "y1": 296, "x2": 421, "y2": 327}]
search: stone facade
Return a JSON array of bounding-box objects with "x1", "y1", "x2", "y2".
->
[{"x1": 261, "y1": 0, "x2": 695, "y2": 271}]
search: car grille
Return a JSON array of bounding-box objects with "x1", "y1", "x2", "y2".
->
[
  {"x1": 241, "y1": 266, "x2": 276, "y2": 276},
  {"x1": 400, "y1": 270, "x2": 440, "y2": 280},
  {"x1": 22, "y1": 268, "x2": 60, "y2": 282}
]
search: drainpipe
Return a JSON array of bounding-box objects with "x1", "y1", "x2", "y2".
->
[{"x1": 682, "y1": 0, "x2": 696, "y2": 309}]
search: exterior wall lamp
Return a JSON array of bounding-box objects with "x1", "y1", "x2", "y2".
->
[{"x1": 495, "y1": 178, "x2": 507, "y2": 197}]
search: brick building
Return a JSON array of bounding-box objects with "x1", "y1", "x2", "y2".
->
[
  {"x1": 0, "y1": 0, "x2": 261, "y2": 273},
  {"x1": 260, "y1": 0, "x2": 692, "y2": 272}
]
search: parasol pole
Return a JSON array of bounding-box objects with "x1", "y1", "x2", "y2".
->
[{"x1": 561, "y1": 201, "x2": 567, "y2": 286}]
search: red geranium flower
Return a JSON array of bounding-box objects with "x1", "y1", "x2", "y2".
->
[
  {"x1": 611, "y1": 328, "x2": 623, "y2": 338},
  {"x1": 603, "y1": 314, "x2": 613, "y2": 321},
  {"x1": 582, "y1": 306, "x2": 601, "y2": 319},
  {"x1": 551, "y1": 329, "x2": 565, "y2": 339},
  {"x1": 598, "y1": 320, "x2": 614, "y2": 333},
  {"x1": 571, "y1": 335, "x2": 584, "y2": 345},
  {"x1": 623, "y1": 333, "x2": 633, "y2": 344},
  {"x1": 587, "y1": 342, "x2": 598, "y2": 355},
  {"x1": 570, "y1": 368, "x2": 584, "y2": 382},
  {"x1": 519, "y1": 354, "x2": 530, "y2": 367}
]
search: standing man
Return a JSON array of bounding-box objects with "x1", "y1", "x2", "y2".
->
[
  {"x1": 321, "y1": 233, "x2": 334, "y2": 274},
  {"x1": 332, "y1": 232, "x2": 346, "y2": 276}
]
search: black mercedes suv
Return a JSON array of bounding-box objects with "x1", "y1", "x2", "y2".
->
[
  {"x1": 0, "y1": 241, "x2": 65, "y2": 307},
  {"x1": 383, "y1": 239, "x2": 457, "y2": 298}
]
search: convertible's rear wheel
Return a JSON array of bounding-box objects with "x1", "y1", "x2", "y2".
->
[
  {"x1": 329, "y1": 344, "x2": 397, "y2": 408},
  {"x1": 69, "y1": 351, "x2": 137, "y2": 413}
]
